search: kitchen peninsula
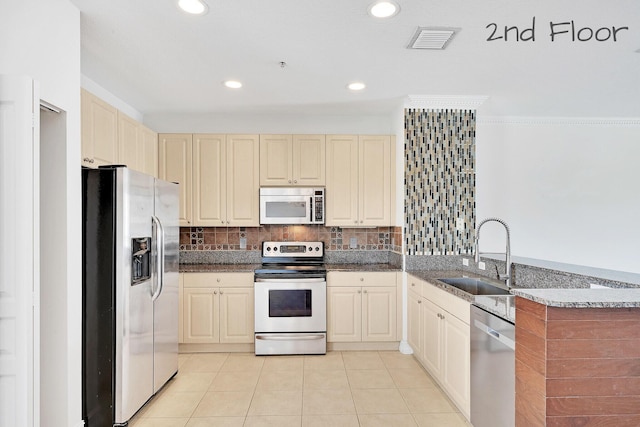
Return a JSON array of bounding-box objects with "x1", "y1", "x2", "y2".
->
[{"x1": 512, "y1": 288, "x2": 640, "y2": 427}]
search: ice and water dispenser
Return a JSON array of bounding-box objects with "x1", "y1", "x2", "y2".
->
[{"x1": 132, "y1": 237, "x2": 151, "y2": 284}]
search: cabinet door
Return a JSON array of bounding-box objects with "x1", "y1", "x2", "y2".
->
[
  {"x1": 359, "y1": 135, "x2": 391, "y2": 226},
  {"x1": 183, "y1": 288, "x2": 219, "y2": 343},
  {"x1": 219, "y1": 287, "x2": 254, "y2": 343},
  {"x1": 421, "y1": 298, "x2": 442, "y2": 378},
  {"x1": 362, "y1": 286, "x2": 396, "y2": 342},
  {"x1": 443, "y1": 313, "x2": 471, "y2": 417},
  {"x1": 193, "y1": 134, "x2": 226, "y2": 226},
  {"x1": 139, "y1": 125, "x2": 158, "y2": 177},
  {"x1": 81, "y1": 89, "x2": 118, "y2": 167},
  {"x1": 260, "y1": 134, "x2": 292, "y2": 186},
  {"x1": 407, "y1": 290, "x2": 423, "y2": 357},
  {"x1": 117, "y1": 111, "x2": 140, "y2": 171},
  {"x1": 326, "y1": 135, "x2": 359, "y2": 226},
  {"x1": 226, "y1": 134, "x2": 259, "y2": 226},
  {"x1": 159, "y1": 134, "x2": 192, "y2": 226},
  {"x1": 293, "y1": 134, "x2": 325, "y2": 186},
  {"x1": 327, "y1": 287, "x2": 361, "y2": 342}
]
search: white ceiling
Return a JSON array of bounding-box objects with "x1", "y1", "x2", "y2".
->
[{"x1": 71, "y1": 0, "x2": 640, "y2": 118}]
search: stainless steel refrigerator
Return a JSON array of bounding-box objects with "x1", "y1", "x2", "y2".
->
[{"x1": 82, "y1": 166, "x2": 179, "y2": 427}]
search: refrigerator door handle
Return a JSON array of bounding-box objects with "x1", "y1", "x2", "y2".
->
[{"x1": 151, "y1": 215, "x2": 164, "y2": 301}]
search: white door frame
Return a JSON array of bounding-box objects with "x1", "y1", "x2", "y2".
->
[{"x1": 0, "y1": 74, "x2": 40, "y2": 427}]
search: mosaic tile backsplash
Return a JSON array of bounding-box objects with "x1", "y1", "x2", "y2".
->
[
  {"x1": 180, "y1": 225, "x2": 403, "y2": 253},
  {"x1": 404, "y1": 109, "x2": 476, "y2": 255}
]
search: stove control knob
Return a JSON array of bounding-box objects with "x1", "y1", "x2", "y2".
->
[
  {"x1": 274, "y1": 247, "x2": 278, "y2": 252},
  {"x1": 266, "y1": 246, "x2": 271, "y2": 252},
  {"x1": 308, "y1": 246, "x2": 312, "y2": 252},
  {"x1": 315, "y1": 246, "x2": 320, "y2": 251}
]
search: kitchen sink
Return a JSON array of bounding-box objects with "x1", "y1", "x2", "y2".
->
[{"x1": 437, "y1": 277, "x2": 511, "y2": 296}]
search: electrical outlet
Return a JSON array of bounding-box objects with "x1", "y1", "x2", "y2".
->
[
  {"x1": 462, "y1": 258, "x2": 469, "y2": 266},
  {"x1": 478, "y1": 261, "x2": 486, "y2": 270},
  {"x1": 349, "y1": 237, "x2": 358, "y2": 249},
  {"x1": 456, "y1": 217, "x2": 465, "y2": 231},
  {"x1": 239, "y1": 237, "x2": 247, "y2": 249}
]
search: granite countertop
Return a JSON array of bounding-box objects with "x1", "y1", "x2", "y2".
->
[
  {"x1": 512, "y1": 288, "x2": 640, "y2": 308},
  {"x1": 406, "y1": 270, "x2": 515, "y2": 321},
  {"x1": 179, "y1": 264, "x2": 260, "y2": 273},
  {"x1": 180, "y1": 263, "x2": 402, "y2": 273},
  {"x1": 326, "y1": 263, "x2": 402, "y2": 272}
]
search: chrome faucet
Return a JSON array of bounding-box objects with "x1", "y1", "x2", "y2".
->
[{"x1": 475, "y1": 217, "x2": 511, "y2": 288}]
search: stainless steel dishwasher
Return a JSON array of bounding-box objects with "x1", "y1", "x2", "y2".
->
[{"x1": 470, "y1": 304, "x2": 515, "y2": 427}]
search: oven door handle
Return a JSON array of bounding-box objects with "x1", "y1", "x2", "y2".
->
[
  {"x1": 255, "y1": 334, "x2": 326, "y2": 341},
  {"x1": 254, "y1": 277, "x2": 326, "y2": 283}
]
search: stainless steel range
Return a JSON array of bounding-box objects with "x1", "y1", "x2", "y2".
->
[{"x1": 254, "y1": 241, "x2": 327, "y2": 355}]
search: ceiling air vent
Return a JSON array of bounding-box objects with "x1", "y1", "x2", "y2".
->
[{"x1": 407, "y1": 27, "x2": 458, "y2": 50}]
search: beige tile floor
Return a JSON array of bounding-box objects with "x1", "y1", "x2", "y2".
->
[{"x1": 129, "y1": 351, "x2": 471, "y2": 427}]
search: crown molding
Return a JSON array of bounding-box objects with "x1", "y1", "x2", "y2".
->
[
  {"x1": 405, "y1": 95, "x2": 489, "y2": 110},
  {"x1": 477, "y1": 116, "x2": 640, "y2": 126}
]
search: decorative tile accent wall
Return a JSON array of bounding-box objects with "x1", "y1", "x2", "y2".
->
[
  {"x1": 404, "y1": 109, "x2": 476, "y2": 255},
  {"x1": 180, "y1": 225, "x2": 403, "y2": 253}
]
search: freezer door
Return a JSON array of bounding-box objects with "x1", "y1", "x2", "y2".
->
[
  {"x1": 153, "y1": 178, "x2": 179, "y2": 393},
  {"x1": 115, "y1": 168, "x2": 155, "y2": 423}
]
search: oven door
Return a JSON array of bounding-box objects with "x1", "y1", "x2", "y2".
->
[{"x1": 254, "y1": 278, "x2": 326, "y2": 333}]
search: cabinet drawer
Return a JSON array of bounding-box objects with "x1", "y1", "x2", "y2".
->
[
  {"x1": 407, "y1": 275, "x2": 424, "y2": 296},
  {"x1": 183, "y1": 272, "x2": 254, "y2": 288},
  {"x1": 328, "y1": 271, "x2": 396, "y2": 287},
  {"x1": 422, "y1": 281, "x2": 470, "y2": 325}
]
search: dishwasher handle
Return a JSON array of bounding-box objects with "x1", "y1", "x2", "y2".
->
[{"x1": 473, "y1": 319, "x2": 515, "y2": 350}]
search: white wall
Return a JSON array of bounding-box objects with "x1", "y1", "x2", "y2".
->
[
  {"x1": 144, "y1": 111, "x2": 395, "y2": 135},
  {"x1": 0, "y1": 0, "x2": 82, "y2": 426},
  {"x1": 476, "y1": 117, "x2": 640, "y2": 276}
]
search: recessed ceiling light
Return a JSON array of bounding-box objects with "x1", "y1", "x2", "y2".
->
[
  {"x1": 368, "y1": 1, "x2": 400, "y2": 18},
  {"x1": 347, "y1": 82, "x2": 366, "y2": 91},
  {"x1": 178, "y1": 0, "x2": 208, "y2": 15},
  {"x1": 223, "y1": 80, "x2": 242, "y2": 89}
]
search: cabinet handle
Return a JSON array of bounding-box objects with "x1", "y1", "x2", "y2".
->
[
  {"x1": 288, "y1": 180, "x2": 292, "y2": 184},
  {"x1": 418, "y1": 300, "x2": 422, "y2": 304},
  {"x1": 217, "y1": 278, "x2": 221, "y2": 282},
  {"x1": 354, "y1": 221, "x2": 358, "y2": 224},
  {"x1": 214, "y1": 290, "x2": 218, "y2": 294},
  {"x1": 360, "y1": 278, "x2": 364, "y2": 282},
  {"x1": 357, "y1": 290, "x2": 361, "y2": 294},
  {"x1": 226, "y1": 221, "x2": 230, "y2": 224},
  {"x1": 411, "y1": 283, "x2": 415, "y2": 287},
  {"x1": 363, "y1": 290, "x2": 368, "y2": 293},
  {"x1": 293, "y1": 180, "x2": 297, "y2": 184},
  {"x1": 360, "y1": 220, "x2": 363, "y2": 223},
  {"x1": 220, "y1": 290, "x2": 224, "y2": 295}
]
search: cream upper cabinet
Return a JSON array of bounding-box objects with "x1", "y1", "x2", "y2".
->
[
  {"x1": 260, "y1": 134, "x2": 325, "y2": 186},
  {"x1": 139, "y1": 124, "x2": 158, "y2": 177},
  {"x1": 159, "y1": 134, "x2": 193, "y2": 226},
  {"x1": 81, "y1": 89, "x2": 118, "y2": 167},
  {"x1": 165, "y1": 133, "x2": 259, "y2": 227},
  {"x1": 327, "y1": 271, "x2": 398, "y2": 343},
  {"x1": 181, "y1": 273, "x2": 254, "y2": 344},
  {"x1": 118, "y1": 112, "x2": 158, "y2": 177},
  {"x1": 226, "y1": 134, "x2": 260, "y2": 226},
  {"x1": 326, "y1": 135, "x2": 392, "y2": 227},
  {"x1": 193, "y1": 134, "x2": 226, "y2": 226}
]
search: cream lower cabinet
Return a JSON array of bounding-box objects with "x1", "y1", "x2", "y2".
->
[
  {"x1": 327, "y1": 271, "x2": 398, "y2": 343},
  {"x1": 407, "y1": 274, "x2": 471, "y2": 420},
  {"x1": 181, "y1": 272, "x2": 254, "y2": 344}
]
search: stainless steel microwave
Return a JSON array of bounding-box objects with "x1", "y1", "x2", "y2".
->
[{"x1": 259, "y1": 187, "x2": 325, "y2": 225}]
